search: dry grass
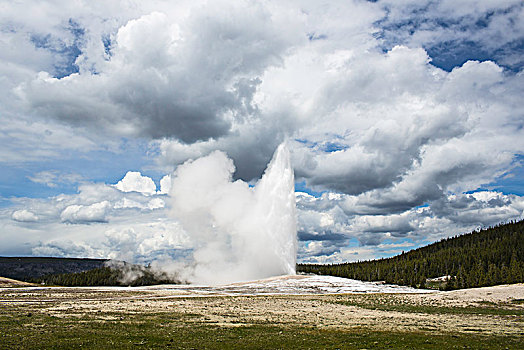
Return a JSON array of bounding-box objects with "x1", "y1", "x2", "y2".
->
[{"x1": 1, "y1": 283, "x2": 523, "y2": 349}]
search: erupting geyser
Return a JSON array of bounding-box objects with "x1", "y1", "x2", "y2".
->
[{"x1": 169, "y1": 142, "x2": 297, "y2": 284}]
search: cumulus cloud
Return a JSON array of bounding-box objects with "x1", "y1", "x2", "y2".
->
[
  {"x1": 60, "y1": 201, "x2": 111, "y2": 224},
  {"x1": 292, "y1": 53, "x2": 523, "y2": 205},
  {"x1": 376, "y1": 0, "x2": 524, "y2": 70},
  {"x1": 158, "y1": 174, "x2": 171, "y2": 194},
  {"x1": 295, "y1": 189, "x2": 524, "y2": 263},
  {"x1": 4, "y1": 172, "x2": 167, "y2": 230},
  {"x1": 114, "y1": 171, "x2": 157, "y2": 195},
  {"x1": 1, "y1": 171, "x2": 180, "y2": 257},
  {"x1": 5, "y1": 1, "x2": 523, "y2": 194},
  {"x1": 3, "y1": 166, "x2": 523, "y2": 267},
  {"x1": 18, "y1": 2, "x2": 301, "y2": 143},
  {"x1": 11, "y1": 209, "x2": 39, "y2": 222}
]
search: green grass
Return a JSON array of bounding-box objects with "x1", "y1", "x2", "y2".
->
[{"x1": 1, "y1": 303, "x2": 522, "y2": 349}]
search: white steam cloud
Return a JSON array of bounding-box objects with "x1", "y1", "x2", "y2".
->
[{"x1": 168, "y1": 142, "x2": 297, "y2": 284}]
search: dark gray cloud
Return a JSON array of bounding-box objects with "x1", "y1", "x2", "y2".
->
[
  {"x1": 298, "y1": 240, "x2": 343, "y2": 259},
  {"x1": 429, "y1": 192, "x2": 522, "y2": 226},
  {"x1": 298, "y1": 230, "x2": 347, "y2": 242},
  {"x1": 19, "y1": 7, "x2": 298, "y2": 144},
  {"x1": 295, "y1": 188, "x2": 524, "y2": 262}
]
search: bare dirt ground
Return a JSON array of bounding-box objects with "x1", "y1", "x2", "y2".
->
[
  {"x1": 1, "y1": 281, "x2": 522, "y2": 337},
  {"x1": 0, "y1": 276, "x2": 36, "y2": 287},
  {"x1": 410, "y1": 283, "x2": 524, "y2": 306}
]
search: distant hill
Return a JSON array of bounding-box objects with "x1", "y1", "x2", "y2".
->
[
  {"x1": 0, "y1": 257, "x2": 107, "y2": 281},
  {"x1": 298, "y1": 220, "x2": 524, "y2": 290},
  {"x1": 0, "y1": 257, "x2": 181, "y2": 287},
  {"x1": 31, "y1": 264, "x2": 181, "y2": 287}
]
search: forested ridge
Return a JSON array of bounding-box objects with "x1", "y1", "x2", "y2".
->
[
  {"x1": 32, "y1": 264, "x2": 180, "y2": 287},
  {"x1": 0, "y1": 257, "x2": 181, "y2": 286},
  {"x1": 0, "y1": 257, "x2": 107, "y2": 281},
  {"x1": 297, "y1": 220, "x2": 524, "y2": 290}
]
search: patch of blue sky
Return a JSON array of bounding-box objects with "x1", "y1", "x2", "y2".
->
[
  {"x1": 426, "y1": 39, "x2": 524, "y2": 73},
  {"x1": 102, "y1": 34, "x2": 112, "y2": 58},
  {"x1": 295, "y1": 180, "x2": 325, "y2": 197},
  {"x1": 0, "y1": 198, "x2": 13, "y2": 209},
  {"x1": 347, "y1": 237, "x2": 360, "y2": 248},
  {"x1": 491, "y1": 38, "x2": 524, "y2": 72},
  {"x1": 425, "y1": 40, "x2": 492, "y2": 72},
  {"x1": 322, "y1": 142, "x2": 348, "y2": 153},
  {"x1": 0, "y1": 165, "x2": 79, "y2": 200},
  {"x1": 307, "y1": 32, "x2": 327, "y2": 41},
  {"x1": 30, "y1": 19, "x2": 86, "y2": 79},
  {"x1": 67, "y1": 19, "x2": 84, "y2": 40},
  {"x1": 374, "y1": 3, "x2": 524, "y2": 72},
  {"x1": 473, "y1": 155, "x2": 524, "y2": 196},
  {"x1": 294, "y1": 138, "x2": 314, "y2": 146},
  {"x1": 295, "y1": 138, "x2": 348, "y2": 153},
  {"x1": 0, "y1": 139, "x2": 160, "y2": 202}
]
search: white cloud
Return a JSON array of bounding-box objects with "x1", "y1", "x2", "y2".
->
[
  {"x1": 114, "y1": 171, "x2": 156, "y2": 195},
  {"x1": 113, "y1": 197, "x2": 165, "y2": 210},
  {"x1": 293, "y1": 53, "x2": 523, "y2": 201},
  {"x1": 113, "y1": 197, "x2": 144, "y2": 210},
  {"x1": 147, "y1": 198, "x2": 165, "y2": 210},
  {"x1": 27, "y1": 171, "x2": 59, "y2": 188},
  {"x1": 295, "y1": 187, "x2": 524, "y2": 262},
  {"x1": 0, "y1": 171, "x2": 175, "y2": 257},
  {"x1": 27, "y1": 170, "x2": 83, "y2": 188},
  {"x1": 0, "y1": 111, "x2": 102, "y2": 164},
  {"x1": 3, "y1": 1, "x2": 522, "y2": 197},
  {"x1": 11, "y1": 209, "x2": 39, "y2": 222},
  {"x1": 158, "y1": 174, "x2": 171, "y2": 194},
  {"x1": 17, "y1": 1, "x2": 301, "y2": 143},
  {"x1": 5, "y1": 172, "x2": 168, "y2": 229},
  {"x1": 376, "y1": 0, "x2": 524, "y2": 69},
  {"x1": 60, "y1": 201, "x2": 111, "y2": 224}
]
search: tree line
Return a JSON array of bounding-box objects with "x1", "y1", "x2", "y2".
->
[
  {"x1": 32, "y1": 264, "x2": 180, "y2": 287},
  {"x1": 297, "y1": 220, "x2": 524, "y2": 290}
]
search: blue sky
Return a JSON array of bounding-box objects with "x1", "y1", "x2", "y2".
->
[{"x1": 1, "y1": 0, "x2": 523, "y2": 266}]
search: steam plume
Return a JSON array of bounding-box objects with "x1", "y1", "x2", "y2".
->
[{"x1": 169, "y1": 142, "x2": 297, "y2": 284}]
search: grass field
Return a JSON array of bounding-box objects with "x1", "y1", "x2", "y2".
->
[{"x1": 1, "y1": 286, "x2": 523, "y2": 349}]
